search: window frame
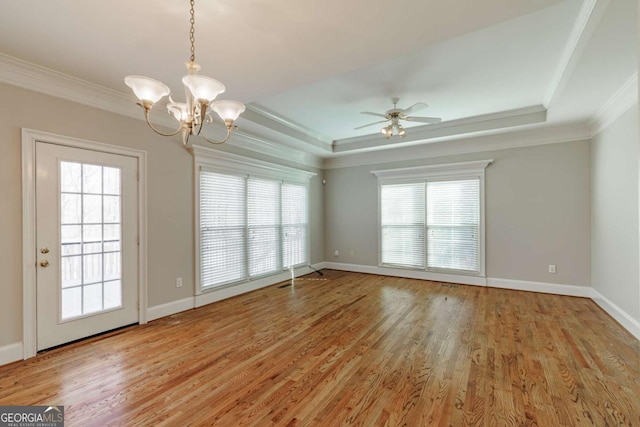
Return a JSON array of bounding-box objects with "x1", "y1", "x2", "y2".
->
[
  {"x1": 372, "y1": 159, "x2": 492, "y2": 277},
  {"x1": 193, "y1": 146, "x2": 315, "y2": 294}
]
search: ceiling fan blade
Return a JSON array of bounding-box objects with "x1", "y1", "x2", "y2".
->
[
  {"x1": 401, "y1": 102, "x2": 428, "y2": 116},
  {"x1": 405, "y1": 116, "x2": 442, "y2": 124},
  {"x1": 354, "y1": 119, "x2": 389, "y2": 130},
  {"x1": 360, "y1": 111, "x2": 388, "y2": 118}
]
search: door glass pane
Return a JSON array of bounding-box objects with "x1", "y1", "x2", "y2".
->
[
  {"x1": 61, "y1": 194, "x2": 81, "y2": 224},
  {"x1": 104, "y1": 252, "x2": 121, "y2": 281},
  {"x1": 104, "y1": 280, "x2": 122, "y2": 309},
  {"x1": 83, "y1": 283, "x2": 103, "y2": 314},
  {"x1": 61, "y1": 162, "x2": 81, "y2": 193},
  {"x1": 103, "y1": 167, "x2": 120, "y2": 195},
  {"x1": 83, "y1": 224, "x2": 102, "y2": 242},
  {"x1": 59, "y1": 161, "x2": 123, "y2": 320},
  {"x1": 83, "y1": 194, "x2": 102, "y2": 223},
  {"x1": 83, "y1": 254, "x2": 102, "y2": 284},
  {"x1": 103, "y1": 196, "x2": 120, "y2": 223},
  {"x1": 61, "y1": 256, "x2": 82, "y2": 288},
  {"x1": 82, "y1": 164, "x2": 102, "y2": 194},
  {"x1": 61, "y1": 287, "x2": 82, "y2": 319}
]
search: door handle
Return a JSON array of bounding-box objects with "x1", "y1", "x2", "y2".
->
[
  {"x1": 40, "y1": 260, "x2": 50, "y2": 267},
  {"x1": 41, "y1": 247, "x2": 50, "y2": 254}
]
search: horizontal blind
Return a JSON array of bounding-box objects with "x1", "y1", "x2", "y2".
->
[
  {"x1": 247, "y1": 178, "x2": 281, "y2": 277},
  {"x1": 200, "y1": 172, "x2": 246, "y2": 288},
  {"x1": 426, "y1": 179, "x2": 480, "y2": 272},
  {"x1": 282, "y1": 183, "x2": 308, "y2": 268},
  {"x1": 380, "y1": 182, "x2": 425, "y2": 268}
]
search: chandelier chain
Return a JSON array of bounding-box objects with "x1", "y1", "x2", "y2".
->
[{"x1": 189, "y1": 0, "x2": 196, "y2": 62}]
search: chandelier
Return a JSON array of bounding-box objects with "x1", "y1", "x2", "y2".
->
[
  {"x1": 124, "y1": 0, "x2": 245, "y2": 146},
  {"x1": 380, "y1": 121, "x2": 406, "y2": 139}
]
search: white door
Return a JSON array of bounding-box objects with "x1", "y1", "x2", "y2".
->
[{"x1": 36, "y1": 142, "x2": 139, "y2": 350}]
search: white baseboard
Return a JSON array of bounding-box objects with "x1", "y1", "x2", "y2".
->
[
  {"x1": 323, "y1": 262, "x2": 487, "y2": 286},
  {"x1": 147, "y1": 297, "x2": 196, "y2": 322},
  {"x1": 486, "y1": 277, "x2": 592, "y2": 297},
  {"x1": 196, "y1": 264, "x2": 324, "y2": 308},
  {"x1": 0, "y1": 342, "x2": 23, "y2": 366},
  {"x1": 591, "y1": 290, "x2": 640, "y2": 340}
]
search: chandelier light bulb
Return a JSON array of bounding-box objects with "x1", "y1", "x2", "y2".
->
[
  {"x1": 182, "y1": 74, "x2": 225, "y2": 104},
  {"x1": 124, "y1": 76, "x2": 170, "y2": 104},
  {"x1": 211, "y1": 100, "x2": 246, "y2": 122}
]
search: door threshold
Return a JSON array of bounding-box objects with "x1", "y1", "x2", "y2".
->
[{"x1": 38, "y1": 323, "x2": 139, "y2": 354}]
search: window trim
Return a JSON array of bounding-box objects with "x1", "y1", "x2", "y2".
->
[
  {"x1": 372, "y1": 160, "x2": 492, "y2": 277},
  {"x1": 193, "y1": 145, "x2": 315, "y2": 295}
]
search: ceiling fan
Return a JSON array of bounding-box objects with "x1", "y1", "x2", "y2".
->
[{"x1": 355, "y1": 97, "x2": 441, "y2": 139}]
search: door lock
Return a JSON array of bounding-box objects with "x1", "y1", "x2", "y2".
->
[
  {"x1": 40, "y1": 260, "x2": 50, "y2": 267},
  {"x1": 40, "y1": 247, "x2": 50, "y2": 254}
]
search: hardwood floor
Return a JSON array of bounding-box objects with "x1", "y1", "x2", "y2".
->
[{"x1": 1, "y1": 270, "x2": 638, "y2": 426}]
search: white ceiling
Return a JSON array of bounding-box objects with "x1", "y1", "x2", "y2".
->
[{"x1": 0, "y1": 0, "x2": 636, "y2": 160}]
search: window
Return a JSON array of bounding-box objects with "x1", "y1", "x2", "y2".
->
[
  {"x1": 373, "y1": 160, "x2": 491, "y2": 276},
  {"x1": 282, "y1": 183, "x2": 308, "y2": 268},
  {"x1": 195, "y1": 147, "x2": 314, "y2": 291},
  {"x1": 248, "y1": 178, "x2": 281, "y2": 277},
  {"x1": 380, "y1": 182, "x2": 425, "y2": 268},
  {"x1": 200, "y1": 172, "x2": 246, "y2": 288},
  {"x1": 426, "y1": 179, "x2": 480, "y2": 272}
]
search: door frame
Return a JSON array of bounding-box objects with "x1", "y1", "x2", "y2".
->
[{"x1": 21, "y1": 128, "x2": 148, "y2": 359}]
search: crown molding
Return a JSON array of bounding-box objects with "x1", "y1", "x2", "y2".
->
[
  {"x1": 544, "y1": 0, "x2": 610, "y2": 107},
  {"x1": 0, "y1": 53, "x2": 321, "y2": 169},
  {"x1": 371, "y1": 159, "x2": 493, "y2": 181},
  {"x1": 323, "y1": 121, "x2": 591, "y2": 169},
  {"x1": 589, "y1": 72, "x2": 638, "y2": 136},
  {"x1": 223, "y1": 128, "x2": 324, "y2": 169},
  {"x1": 332, "y1": 105, "x2": 547, "y2": 153},
  {"x1": 192, "y1": 145, "x2": 317, "y2": 183},
  {"x1": 0, "y1": 52, "x2": 144, "y2": 120},
  {"x1": 244, "y1": 103, "x2": 333, "y2": 152}
]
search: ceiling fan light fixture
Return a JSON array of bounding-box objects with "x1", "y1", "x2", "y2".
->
[
  {"x1": 381, "y1": 125, "x2": 393, "y2": 139},
  {"x1": 359, "y1": 98, "x2": 441, "y2": 139},
  {"x1": 124, "y1": 0, "x2": 244, "y2": 146}
]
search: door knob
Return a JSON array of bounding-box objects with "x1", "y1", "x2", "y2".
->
[
  {"x1": 40, "y1": 247, "x2": 50, "y2": 254},
  {"x1": 40, "y1": 260, "x2": 50, "y2": 267}
]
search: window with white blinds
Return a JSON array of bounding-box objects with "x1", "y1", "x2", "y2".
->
[
  {"x1": 200, "y1": 172, "x2": 246, "y2": 287},
  {"x1": 426, "y1": 179, "x2": 480, "y2": 272},
  {"x1": 248, "y1": 179, "x2": 281, "y2": 278},
  {"x1": 199, "y1": 170, "x2": 309, "y2": 290},
  {"x1": 282, "y1": 183, "x2": 308, "y2": 268},
  {"x1": 380, "y1": 183, "x2": 425, "y2": 268},
  {"x1": 375, "y1": 159, "x2": 490, "y2": 277}
]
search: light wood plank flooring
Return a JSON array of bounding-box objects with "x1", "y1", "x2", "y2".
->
[{"x1": 1, "y1": 270, "x2": 638, "y2": 426}]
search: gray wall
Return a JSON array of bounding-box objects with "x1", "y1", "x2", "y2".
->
[
  {"x1": 325, "y1": 140, "x2": 592, "y2": 286},
  {"x1": 591, "y1": 105, "x2": 639, "y2": 322},
  {"x1": 0, "y1": 83, "x2": 324, "y2": 347}
]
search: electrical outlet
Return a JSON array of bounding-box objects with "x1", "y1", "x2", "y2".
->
[
  {"x1": 548, "y1": 265, "x2": 556, "y2": 274},
  {"x1": 176, "y1": 277, "x2": 183, "y2": 287}
]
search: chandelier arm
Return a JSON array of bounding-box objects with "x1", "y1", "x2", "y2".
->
[
  {"x1": 195, "y1": 102, "x2": 207, "y2": 136},
  {"x1": 141, "y1": 106, "x2": 184, "y2": 137},
  {"x1": 201, "y1": 127, "x2": 232, "y2": 145}
]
